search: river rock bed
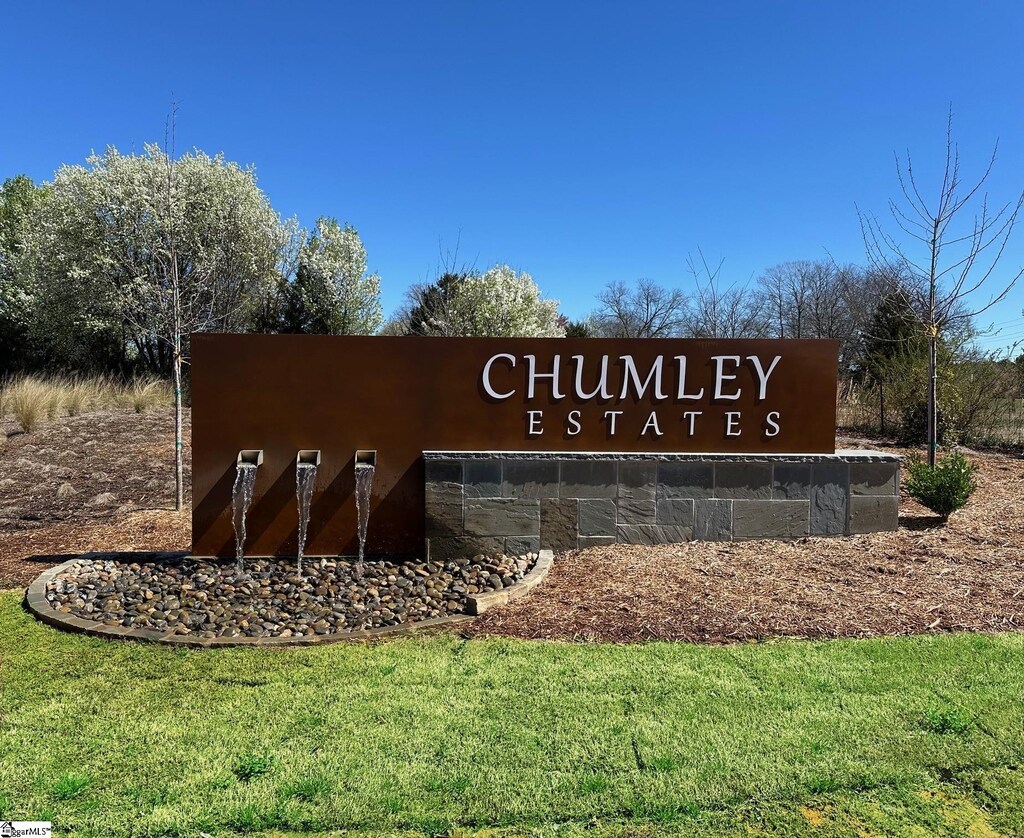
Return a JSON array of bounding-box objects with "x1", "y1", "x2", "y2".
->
[{"x1": 44, "y1": 553, "x2": 537, "y2": 638}]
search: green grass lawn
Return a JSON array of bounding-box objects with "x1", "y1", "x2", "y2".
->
[{"x1": 1, "y1": 588, "x2": 1023, "y2": 837}]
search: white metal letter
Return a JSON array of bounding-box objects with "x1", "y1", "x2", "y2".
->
[
  {"x1": 566, "y1": 409, "x2": 582, "y2": 436},
  {"x1": 641, "y1": 411, "x2": 664, "y2": 437},
  {"x1": 619, "y1": 355, "x2": 666, "y2": 400},
  {"x1": 747, "y1": 355, "x2": 781, "y2": 400},
  {"x1": 604, "y1": 410, "x2": 623, "y2": 435},
  {"x1": 712, "y1": 355, "x2": 742, "y2": 400},
  {"x1": 765, "y1": 410, "x2": 781, "y2": 437},
  {"x1": 725, "y1": 411, "x2": 741, "y2": 436},
  {"x1": 527, "y1": 410, "x2": 544, "y2": 436},
  {"x1": 682, "y1": 410, "x2": 702, "y2": 435},
  {"x1": 525, "y1": 354, "x2": 564, "y2": 400},
  {"x1": 482, "y1": 353, "x2": 517, "y2": 400},
  {"x1": 674, "y1": 355, "x2": 705, "y2": 400},
  {"x1": 573, "y1": 355, "x2": 611, "y2": 400}
]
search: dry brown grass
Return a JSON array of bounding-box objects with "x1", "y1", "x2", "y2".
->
[{"x1": 0, "y1": 374, "x2": 172, "y2": 432}]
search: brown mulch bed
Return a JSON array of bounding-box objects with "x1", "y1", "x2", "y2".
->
[
  {"x1": 3, "y1": 412, "x2": 1023, "y2": 644},
  {"x1": 0, "y1": 408, "x2": 191, "y2": 589},
  {"x1": 469, "y1": 439, "x2": 1024, "y2": 643}
]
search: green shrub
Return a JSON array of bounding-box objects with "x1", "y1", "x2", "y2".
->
[
  {"x1": 898, "y1": 401, "x2": 948, "y2": 445},
  {"x1": 904, "y1": 451, "x2": 976, "y2": 520}
]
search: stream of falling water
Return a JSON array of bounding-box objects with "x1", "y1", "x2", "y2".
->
[
  {"x1": 295, "y1": 462, "x2": 317, "y2": 576},
  {"x1": 354, "y1": 463, "x2": 376, "y2": 575},
  {"x1": 232, "y1": 463, "x2": 258, "y2": 576}
]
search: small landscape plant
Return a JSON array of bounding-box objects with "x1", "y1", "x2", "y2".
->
[
  {"x1": 904, "y1": 450, "x2": 976, "y2": 520},
  {"x1": 232, "y1": 752, "x2": 277, "y2": 782},
  {"x1": 920, "y1": 705, "x2": 974, "y2": 735},
  {"x1": 5, "y1": 375, "x2": 51, "y2": 432}
]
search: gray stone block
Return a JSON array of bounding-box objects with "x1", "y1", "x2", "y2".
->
[
  {"x1": 502, "y1": 459, "x2": 559, "y2": 498},
  {"x1": 810, "y1": 463, "x2": 849, "y2": 536},
  {"x1": 850, "y1": 462, "x2": 898, "y2": 496},
  {"x1": 657, "y1": 462, "x2": 714, "y2": 499},
  {"x1": 733, "y1": 500, "x2": 808, "y2": 539},
  {"x1": 616, "y1": 524, "x2": 692, "y2": 545},
  {"x1": 615, "y1": 497, "x2": 657, "y2": 524},
  {"x1": 427, "y1": 536, "x2": 504, "y2": 561},
  {"x1": 773, "y1": 463, "x2": 811, "y2": 500},
  {"x1": 560, "y1": 460, "x2": 617, "y2": 498},
  {"x1": 693, "y1": 498, "x2": 732, "y2": 541},
  {"x1": 579, "y1": 535, "x2": 617, "y2": 549},
  {"x1": 464, "y1": 460, "x2": 502, "y2": 498},
  {"x1": 714, "y1": 463, "x2": 772, "y2": 499},
  {"x1": 657, "y1": 498, "x2": 695, "y2": 527},
  {"x1": 504, "y1": 536, "x2": 540, "y2": 556},
  {"x1": 464, "y1": 498, "x2": 540, "y2": 536},
  {"x1": 578, "y1": 498, "x2": 616, "y2": 536},
  {"x1": 425, "y1": 459, "x2": 462, "y2": 484},
  {"x1": 541, "y1": 498, "x2": 579, "y2": 552},
  {"x1": 425, "y1": 481, "x2": 463, "y2": 537},
  {"x1": 849, "y1": 495, "x2": 899, "y2": 533},
  {"x1": 618, "y1": 460, "x2": 657, "y2": 500}
]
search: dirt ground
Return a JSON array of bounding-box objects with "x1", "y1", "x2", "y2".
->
[
  {"x1": 2, "y1": 410, "x2": 1022, "y2": 643},
  {"x1": 0, "y1": 409, "x2": 191, "y2": 589}
]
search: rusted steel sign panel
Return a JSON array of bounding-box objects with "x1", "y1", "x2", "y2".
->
[{"x1": 191, "y1": 334, "x2": 838, "y2": 557}]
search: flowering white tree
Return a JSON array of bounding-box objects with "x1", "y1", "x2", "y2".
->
[
  {"x1": 403, "y1": 265, "x2": 564, "y2": 337},
  {"x1": 21, "y1": 142, "x2": 285, "y2": 508},
  {"x1": 278, "y1": 217, "x2": 382, "y2": 334}
]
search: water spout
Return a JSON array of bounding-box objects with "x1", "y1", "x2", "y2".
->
[
  {"x1": 295, "y1": 450, "x2": 321, "y2": 576},
  {"x1": 354, "y1": 450, "x2": 376, "y2": 575},
  {"x1": 232, "y1": 450, "x2": 263, "y2": 576}
]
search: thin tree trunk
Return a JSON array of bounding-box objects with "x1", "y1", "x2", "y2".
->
[
  {"x1": 173, "y1": 345, "x2": 184, "y2": 511},
  {"x1": 927, "y1": 334, "x2": 938, "y2": 467},
  {"x1": 879, "y1": 382, "x2": 886, "y2": 435}
]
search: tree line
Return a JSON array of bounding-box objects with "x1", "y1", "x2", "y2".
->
[{"x1": 2, "y1": 125, "x2": 1023, "y2": 457}]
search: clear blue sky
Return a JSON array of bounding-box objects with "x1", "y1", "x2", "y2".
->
[{"x1": 4, "y1": 0, "x2": 1024, "y2": 349}]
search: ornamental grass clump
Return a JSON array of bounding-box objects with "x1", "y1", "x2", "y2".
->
[
  {"x1": 904, "y1": 450, "x2": 976, "y2": 520},
  {"x1": 5, "y1": 375, "x2": 52, "y2": 432}
]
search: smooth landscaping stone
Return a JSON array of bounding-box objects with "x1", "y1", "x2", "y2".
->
[
  {"x1": 616, "y1": 524, "x2": 692, "y2": 545},
  {"x1": 810, "y1": 463, "x2": 849, "y2": 536},
  {"x1": 656, "y1": 498, "x2": 695, "y2": 527},
  {"x1": 657, "y1": 462, "x2": 714, "y2": 499},
  {"x1": 502, "y1": 459, "x2": 560, "y2": 498},
  {"x1": 464, "y1": 460, "x2": 502, "y2": 498},
  {"x1": 578, "y1": 498, "x2": 616, "y2": 537},
  {"x1": 772, "y1": 463, "x2": 811, "y2": 499},
  {"x1": 559, "y1": 460, "x2": 617, "y2": 498},
  {"x1": 43, "y1": 552, "x2": 538, "y2": 639},
  {"x1": 693, "y1": 498, "x2": 732, "y2": 540},
  {"x1": 464, "y1": 498, "x2": 540, "y2": 536},
  {"x1": 849, "y1": 495, "x2": 899, "y2": 533},
  {"x1": 850, "y1": 462, "x2": 898, "y2": 496},
  {"x1": 541, "y1": 498, "x2": 579, "y2": 552},
  {"x1": 617, "y1": 460, "x2": 657, "y2": 500},
  {"x1": 615, "y1": 497, "x2": 657, "y2": 524},
  {"x1": 732, "y1": 500, "x2": 809, "y2": 539},
  {"x1": 714, "y1": 463, "x2": 772, "y2": 499}
]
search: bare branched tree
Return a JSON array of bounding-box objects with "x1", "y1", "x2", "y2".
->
[
  {"x1": 860, "y1": 110, "x2": 1024, "y2": 464},
  {"x1": 683, "y1": 250, "x2": 768, "y2": 338},
  {"x1": 591, "y1": 278, "x2": 688, "y2": 338}
]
